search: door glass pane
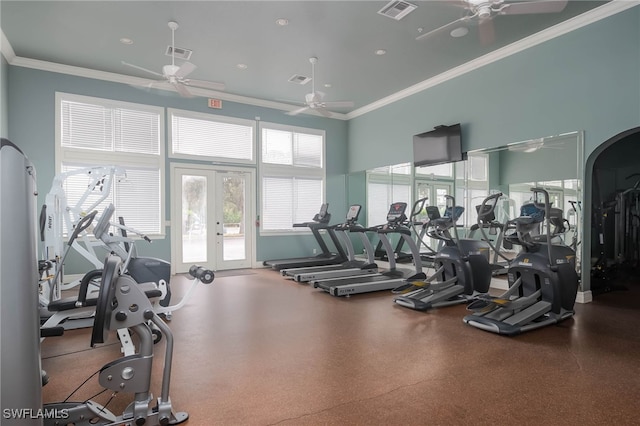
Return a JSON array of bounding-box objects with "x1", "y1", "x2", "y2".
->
[
  {"x1": 416, "y1": 182, "x2": 431, "y2": 222},
  {"x1": 182, "y1": 175, "x2": 207, "y2": 263},
  {"x1": 435, "y1": 187, "x2": 449, "y2": 215},
  {"x1": 223, "y1": 175, "x2": 245, "y2": 261}
]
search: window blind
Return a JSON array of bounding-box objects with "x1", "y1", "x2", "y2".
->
[
  {"x1": 57, "y1": 93, "x2": 164, "y2": 236},
  {"x1": 171, "y1": 111, "x2": 254, "y2": 162}
]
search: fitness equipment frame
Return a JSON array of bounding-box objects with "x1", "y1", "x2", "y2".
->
[
  {"x1": 40, "y1": 165, "x2": 126, "y2": 301},
  {"x1": 463, "y1": 188, "x2": 579, "y2": 336},
  {"x1": 43, "y1": 256, "x2": 192, "y2": 425},
  {"x1": 281, "y1": 205, "x2": 379, "y2": 282},
  {"x1": 311, "y1": 201, "x2": 427, "y2": 297},
  {"x1": 263, "y1": 203, "x2": 347, "y2": 270},
  {"x1": 393, "y1": 194, "x2": 493, "y2": 311}
]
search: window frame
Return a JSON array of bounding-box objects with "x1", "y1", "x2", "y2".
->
[
  {"x1": 258, "y1": 121, "x2": 326, "y2": 236},
  {"x1": 55, "y1": 92, "x2": 166, "y2": 237},
  {"x1": 168, "y1": 108, "x2": 256, "y2": 165}
]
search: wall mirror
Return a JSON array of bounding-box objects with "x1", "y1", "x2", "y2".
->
[{"x1": 358, "y1": 131, "x2": 584, "y2": 277}]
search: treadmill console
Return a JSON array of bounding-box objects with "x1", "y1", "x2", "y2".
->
[
  {"x1": 346, "y1": 205, "x2": 361, "y2": 222},
  {"x1": 313, "y1": 203, "x2": 331, "y2": 224},
  {"x1": 386, "y1": 202, "x2": 408, "y2": 224}
]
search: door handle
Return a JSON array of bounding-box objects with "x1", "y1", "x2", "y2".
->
[{"x1": 217, "y1": 232, "x2": 223, "y2": 236}]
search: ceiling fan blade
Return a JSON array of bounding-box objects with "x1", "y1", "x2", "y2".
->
[
  {"x1": 175, "y1": 61, "x2": 197, "y2": 78},
  {"x1": 322, "y1": 101, "x2": 354, "y2": 108},
  {"x1": 172, "y1": 82, "x2": 194, "y2": 98},
  {"x1": 416, "y1": 14, "x2": 475, "y2": 41},
  {"x1": 316, "y1": 108, "x2": 333, "y2": 118},
  {"x1": 184, "y1": 79, "x2": 226, "y2": 91},
  {"x1": 477, "y1": 17, "x2": 496, "y2": 45},
  {"x1": 499, "y1": 0, "x2": 568, "y2": 16},
  {"x1": 121, "y1": 61, "x2": 163, "y2": 77},
  {"x1": 286, "y1": 106, "x2": 311, "y2": 116}
]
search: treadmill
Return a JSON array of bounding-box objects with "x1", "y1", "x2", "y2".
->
[
  {"x1": 281, "y1": 205, "x2": 379, "y2": 282},
  {"x1": 263, "y1": 203, "x2": 347, "y2": 271},
  {"x1": 312, "y1": 201, "x2": 427, "y2": 297}
]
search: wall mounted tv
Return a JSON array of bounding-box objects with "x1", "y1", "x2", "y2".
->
[{"x1": 413, "y1": 123, "x2": 464, "y2": 167}]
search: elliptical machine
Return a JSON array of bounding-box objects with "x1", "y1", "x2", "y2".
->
[
  {"x1": 393, "y1": 194, "x2": 494, "y2": 311},
  {"x1": 464, "y1": 187, "x2": 579, "y2": 336}
]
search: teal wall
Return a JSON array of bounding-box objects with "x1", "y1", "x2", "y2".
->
[
  {"x1": 6, "y1": 67, "x2": 349, "y2": 267},
  {"x1": 347, "y1": 8, "x2": 640, "y2": 173},
  {"x1": 1, "y1": 54, "x2": 7, "y2": 138},
  {"x1": 347, "y1": 7, "x2": 640, "y2": 293}
]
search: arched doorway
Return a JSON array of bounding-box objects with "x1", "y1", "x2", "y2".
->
[{"x1": 585, "y1": 127, "x2": 640, "y2": 299}]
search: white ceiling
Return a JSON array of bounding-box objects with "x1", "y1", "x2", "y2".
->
[{"x1": 1, "y1": 1, "x2": 619, "y2": 118}]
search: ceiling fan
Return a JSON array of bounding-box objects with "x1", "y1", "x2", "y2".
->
[
  {"x1": 122, "y1": 21, "x2": 225, "y2": 97},
  {"x1": 286, "y1": 57, "x2": 354, "y2": 117},
  {"x1": 416, "y1": 0, "x2": 568, "y2": 45}
]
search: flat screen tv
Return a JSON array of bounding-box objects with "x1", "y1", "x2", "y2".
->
[{"x1": 413, "y1": 123, "x2": 463, "y2": 167}]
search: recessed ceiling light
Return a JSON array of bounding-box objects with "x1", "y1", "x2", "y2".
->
[
  {"x1": 324, "y1": 83, "x2": 332, "y2": 88},
  {"x1": 237, "y1": 63, "x2": 248, "y2": 70},
  {"x1": 120, "y1": 38, "x2": 133, "y2": 45},
  {"x1": 450, "y1": 27, "x2": 469, "y2": 38},
  {"x1": 276, "y1": 18, "x2": 289, "y2": 26},
  {"x1": 375, "y1": 49, "x2": 387, "y2": 56}
]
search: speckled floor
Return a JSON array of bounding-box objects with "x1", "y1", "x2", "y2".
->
[{"x1": 41, "y1": 268, "x2": 640, "y2": 425}]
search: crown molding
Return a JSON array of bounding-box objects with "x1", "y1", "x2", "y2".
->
[
  {"x1": 346, "y1": 0, "x2": 639, "y2": 120},
  {"x1": 1, "y1": 28, "x2": 16, "y2": 62}
]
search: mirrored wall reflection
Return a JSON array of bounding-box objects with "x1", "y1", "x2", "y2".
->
[
  {"x1": 365, "y1": 163, "x2": 412, "y2": 226},
  {"x1": 359, "y1": 131, "x2": 584, "y2": 273}
]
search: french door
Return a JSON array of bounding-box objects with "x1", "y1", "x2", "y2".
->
[{"x1": 171, "y1": 165, "x2": 254, "y2": 273}]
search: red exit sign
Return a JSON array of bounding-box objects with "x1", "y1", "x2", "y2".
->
[{"x1": 208, "y1": 98, "x2": 222, "y2": 109}]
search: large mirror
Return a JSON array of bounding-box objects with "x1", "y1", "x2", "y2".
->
[{"x1": 357, "y1": 131, "x2": 584, "y2": 278}]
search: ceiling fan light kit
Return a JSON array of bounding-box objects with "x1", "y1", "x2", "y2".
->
[
  {"x1": 416, "y1": 0, "x2": 568, "y2": 43},
  {"x1": 122, "y1": 20, "x2": 225, "y2": 97},
  {"x1": 285, "y1": 57, "x2": 354, "y2": 118}
]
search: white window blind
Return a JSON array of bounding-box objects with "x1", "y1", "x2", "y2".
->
[
  {"x1": 260, "y1": 123, "x2": 325, "y2": 233},
  {"x1": 415, "y1": 163, "x2": 453, "y2": 177},
  {"x1": 262, "y1": 128, "x2": 323, "y2": 168},
  {"x1": 366, "y1": 182, "x2": 411, "y2": 226},
  {"x1": 56, "y1": 92, "x2": 164, "y2": 236},
  {"x1": 170, "y1": 109, "x2": 254, "y2": 163},
  {"x1": 61, "y1": 100, "x2": 160, "y2": 155},
  {"x1": 262, "y1": 177, "x2": 323, "y2": 230}
]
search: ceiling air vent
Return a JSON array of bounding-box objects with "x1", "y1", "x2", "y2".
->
[
  {"x1": 377, "y1": 1, "x2": 417, "y2": 21},
  {"x1": 288, "y1": 74, "x2": 311, "y2": 85},
  {"x1": 165, "y1": 46, "x2": 193, "y2": 60}
]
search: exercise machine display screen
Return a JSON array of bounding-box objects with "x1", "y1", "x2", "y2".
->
[
  {"x1": 346, "y1": 205, "x2": 361, "y2": 221},
  {"x1": 387, "y1": 202, "x2": 407, "y2": 223}
]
